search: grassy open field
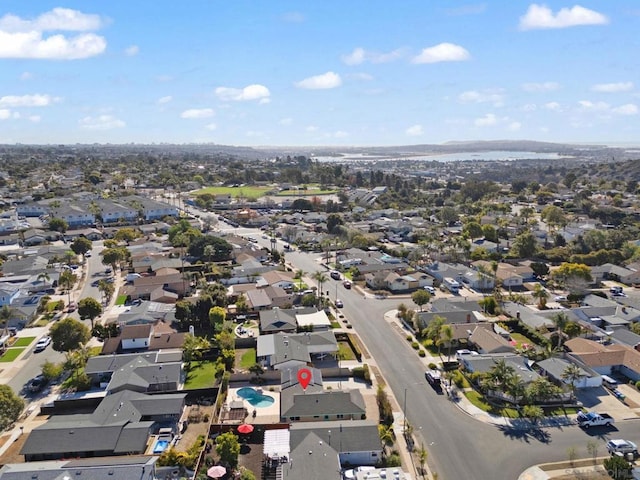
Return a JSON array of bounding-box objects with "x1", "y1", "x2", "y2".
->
[
  {"x1": 274, "y1": 188, "x2": 337, "y2": 196},
  {"x1": 193, "y1": 186, "x2": 273, "y2": 199}
]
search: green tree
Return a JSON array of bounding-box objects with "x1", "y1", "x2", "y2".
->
[
  {"x1": 41, "y1": 360, "x2": 64, "y2": 381},
  {"x1": 114, "y1": 227, "x2": 141, "y2": 243},
  {"x1": 551, "y1": 312, "x2": 569, "y2": 349},
  {"x1": 552, "y1": 262, "x2": 592, "y2": 295},
  {"x1": 532, "y1": 284, "x2": 548, "y2": 309},
  {"x1": 561, "y1": 363, "x2": 584, "y2": 399},
  {"x1": 438, "y1": 324, "x2": 454, "y2": 360},
  {"x1": 312, "y1": 271, "x2": 328, "y2": 306},
  {"x1": 541, "y1": 205, "x2": 568, "y2": 233},
  {"x1": 59, "y1": 270, "x2": 78, "y2": 304},
  {"x1": 78, "y1": 297, "x2": 103, "y2": 329},
  {"x1": 423, "y1": 315, "x2": 445, "y2": 344},
  {"x1": 237, "y1": 467, "x2": 257, "y2": 480},
  {"x1": 182, "y1": 334, "x2": 211, "y2": 366},
  {"x1": 209, "y1": 306, "x2": 227, "y2": 330},
  {"x1": 418, "y1": 443, "x2": 428, "y2": 478},
  {"x1": 326, "y1": 213, "x2": 344, "y2": 234},
  {"x1": 511, "y1": 231, "x2": 537, "y2": 258},
  {"x1": 70, "y1": 237, "x2": 92, "y2": 259},
  {"x1": 97, "y1": 279, "x2": 115, "y2": 304},
  {"x1": 522, "y1": 405, "x2": 544, "y2": 424},
  {"x1": 411, "y1": 289, "x2": 431, "y2": 312},
  {"x1": 0, "y1": 384, "x2": 25, "y2": 431},
  {"x1": 48, "y1": 217, "x2": 68, "y2": 233},
  {"x1": 101, "y1": 246, "x2": 130, "y2": 272},
  {"x1": 0, "y1": 305, "x2": 14, "y2": 335},
  {"x1": 603, "y1": 455, "x2": 632, "y2": 480},
  {"x1": 215, "y1": 431, "x2": 240, "y2": 469},
  {"x1": 484, "y1": 359, "x2": 516, "y2": 392},
  {"x1": 50, "y1": 318, "x2": 91, "y2": 352}
]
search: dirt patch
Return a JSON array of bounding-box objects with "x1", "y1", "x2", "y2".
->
[
  {"x1": 0, "y1": 433, "x2": 27, "y2": 464},
  {"x1": 175, "y1": 404, "x2": 215, "y2": 452}
]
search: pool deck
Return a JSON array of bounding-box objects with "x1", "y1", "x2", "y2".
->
[{"x1": 228, "y1": 386, "x2": 281, "y2": 424}]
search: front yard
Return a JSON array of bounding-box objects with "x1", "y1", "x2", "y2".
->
[{"x1": 0, "y1": 348, "x2": 25, "y2": 362}]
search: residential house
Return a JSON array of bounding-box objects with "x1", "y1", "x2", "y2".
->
[
  {"x1": 535, "y1": 357, "x2": 601, "y2": 389},
  {"x1": 109, "y1": 301, "x2": 176, "y2": 327},
  {"x1": 257, "y1": 331, "x2": 338, "y2": 370},
  {"x1": 100, "y1": 322, "x2": 186, "y2": 355},
  {"x1": 468, "y1": 326, "x2": 515, "y2": 354},
  {"x1": 460, "y1": 353, "x2": 541, "y2": 384},
  {"x1": 259, "y1": 308, "x2": 300, "y2": 334},
  {"x1": 565, "y1": 338, "x2": 640, "y2": 382},
  {"x1": 21, "y1": 389, "x2": 186, "y2": 461},
  {"x1": 99, "y1": 199, "x2": 139, "y2": 224},
  {"x1": 0, "y1": 455, "x2": 159, "y2": 480},
  {"x1": 280, "y1": 366, "x2": 366, "y2": 422},
  {"x1": 50, "y1": 204, "x2": 95, "y2": 227}
]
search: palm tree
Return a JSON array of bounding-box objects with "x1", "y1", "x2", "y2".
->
[
  {"x1": 312, "y1": 271, "x2": 328, "y2": 306},
  {"x1": 505, "y1": 373, "x2": 527, "y2": 405},
  {"x1": 59, "y1": 270, "x2": 78, "y2": 304},
  {"x1": 0, "y1": 305, "x2": 14, "y2": 339},
  {"x1": 551, "y1": 312, "x2": 569, "y2": 349},
  {"x1": 295, "y1": 269, "x2": 306, "y2": 291},
  {"x1": 439, "y1": 324, "x2": 454, "y2": 361},
  {"x1": 37, "y1": 272, "x2": 51, "y2": 289},
  {"x1": 484, "y1": 359, "x2": 516, "y2": 392},
  {"x1": 561, "y1": 363, "x2": 584, "y2": 400},
  {"x1": 532, "y1": 284, "x2": 549, "y2": 310}
]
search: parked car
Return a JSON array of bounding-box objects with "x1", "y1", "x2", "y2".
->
[
  {"x1": 424, "y1": 286, "x2": 436, "y2": 294},
  {"x1": 330, "y1": 270, "x2": 341, "y2": 280},
  {"x1": 577, "y1": 411, "x2": 614, "y2": 428},
  {"x1": 425, "y1": 369, "x2": 443, "y2": 393},
  {"x1": 554, "y1": 295, "x2": 568, "y2": 302},
  {"x1": 34, "y1": 336, "x2": 52, "y2": 352},
  {"x1": 28, "y1": 374, "x2": 48, "y2": 393},
  {"x1": 343, "y1": 280, "x2": 352, "y2": 289},
  {"x1": 335, "y1": 299, "x2": 344, "y2": 308},
  {"x1": 607, "y1": 439, "x2": 638, "y2": 456},
  {"x1": 343, "y1": 466, "x2": 376, "y2": 479},
  {"x1": 66, "y1": 302, "x2": 77, "y2": 312}
]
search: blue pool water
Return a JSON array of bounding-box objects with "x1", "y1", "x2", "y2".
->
[
  {"x1": 237, "y1": 387, "x2": 275, "y2": 408},
  {"x1": 153, "y1": 439, "x2": 169, "y2": 454}
]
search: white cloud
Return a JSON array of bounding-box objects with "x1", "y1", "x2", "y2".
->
[
  {"x1": 0, "y1": 8, "x2": 104, "y2": 32},
  {"x1": 0, "y1": 109, "x2": 11, "y2": 120},
  {"x1": 79, "y1": 114, "x2": 125, "y2": 130},
  {"x1": 333, "y1": 131, "x2": 348, "y2": 138},
  {"x1": 406, "y1": 124, "x2": 424, "y2": 136},
  {"x1": 305, "y1": 125, "x2": 319, "y2": 132},
  {"x1": 612, "y1": 103, "x2": 638, "y2": 115},
  {"x1": 508, "y1": 121, "x2": 522, "y2": 131},
  {"x1": 412, "y1": 42, "x2": 470, "y2": 64},
  {"x1": 458, "y1": 89, "x2": 504, "y2": 106},
  {"x1": 20, "y1": 71, "x2": 33, "y2": 81},
  {"x1": 0, "y1": 8, "x2": 106, "y2": 60},
  {"x1": 28, "y1": 115, "x2": 41, "y2": 123},
  {"x1": 124, "y1": 45, "x2": 139, "y2": 56},
  {"x1": 544, "y1": 101, "x2": 562, "y2": 111},
  {"x1": 341, "y1": 47, "x2": 405, "y2": 65},
  {"x1": 180, "y1": 108, "x2": 214, "y2": 119},
  {"x1": 205, "y1": 123, "x2": 217, "y2": 130},
  {"x1": 342, "y1": 47, "x2": 365, "y2": 65},
  {"x1": 215, "y1": 84, "x2": 271, "y2": 102},
  {"x1": 279, "y1": 118, "x2": 293, "y2": 126},
  {"x1": 578, "y1": 100, "x2": 610, "y2": 111},
  {"x1": 591, "y1": 82, "x2": 634, "y2": 93},
  {"x1": 157, "y1": 96, "x2": 172, "y2": 105},
  {"x1": 474, "y1": 113, "x2": 498, "y2": 126},
  {"x1": 295, "y1": 72, "x2": 342, "y2": 90},
  {"x1": 519, "y1": 4, "x2": 608, "y2": 30},
  {"x1": 521, "y1": 82, "x2": 560, "y2": 92},
  {"x1": 0, "y1": 94, "x2": 58, "y2": 107},
  {"x1": 0, "y1": 30, "x2": 106, "y2": 59},
  {"x1": 522, "y1": 103, "x2": 537, "y2": 112}
]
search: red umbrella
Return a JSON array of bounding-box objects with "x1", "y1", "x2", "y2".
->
[
  {"x1": 237, "y1": 423, "x2": 254, "y2": 434},
  {"x1": 207, "y1": 465, "x2": 227, "y2": 478}
]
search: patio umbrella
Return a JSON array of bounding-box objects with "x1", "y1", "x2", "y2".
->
[
  {"x1": 237, "y1": 423, "x2": 254, "y2": 434},
  {"x1": 207, "y1": 465, "x2": 227, "y2": 478}
]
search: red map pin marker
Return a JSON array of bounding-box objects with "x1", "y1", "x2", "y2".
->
[{"x1": 297, "y1": 368, "x2": 312, "y2": 390}]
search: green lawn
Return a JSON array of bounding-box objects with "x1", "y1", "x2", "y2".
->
[
  {"x1": 0, "y1": 348, "x2": 26, "y2": 362},
  {"x1": 239, "y1": 348, "x2": 256, "y2": 369},
  {"x1": 12, "y1": 337, "x2": 35, "y2": 347},
  {"x1": 464, "y1": 391, "x2": 520, "y2": 417},
  {"x1": 338, "y1": 341, "x2": 356, "y2": 361},
  {"x1": 115, "y1": 295, "x2": 127, "y2": 306},
  {"x1": 193, "y1": 186, "x2": 273, "y2": 200},
  {"x1": 184, "y1": 361, "x2": 217, "y2": 389},
  {"x1": 509, "y1": 332, "x2": 536, "y2": 348}
]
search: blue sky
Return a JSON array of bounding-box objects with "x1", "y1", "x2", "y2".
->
[{"x1": 0, "y1": 1, "x2": 638, "y2": 146}]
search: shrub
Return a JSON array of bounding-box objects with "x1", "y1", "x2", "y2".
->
[
  {"x1": 636, "y1": 380, "x2": 640, "y2": 390},
  {"x1": 428, "y1": 363, "x2": 437, "y2": 370},
  {"x1": 411, "y1": 341, "x2": 420, "y2": 350},
  {"x1": 418, "y1": 350, "x2": 426, "y2": 357},
  {"x1": 353, "y1": 364, "x2": 371, "y2": 384},
  {"x1": 406, "y1": 335, "x2": 413, "y2": 342}
]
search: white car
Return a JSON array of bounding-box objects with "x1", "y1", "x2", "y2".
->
[
  {"x1": 343, "y1": 466, "x2": 376, "y2": 479},
  {"x1": 424, "y1": 286, "x2": 436, "y2": 294},
  {"x1": 335, "y1": 299, "x2": 344, "y2": 308},
  {"x1": 34, "y1": 336, "x2": 52, "y2": 352},
  {"x1": 554, "y1": 295, "x2": 568, "y2": 302},
  {"x1": 607, "y1": 439, "x2": 638, "y2": 456}
]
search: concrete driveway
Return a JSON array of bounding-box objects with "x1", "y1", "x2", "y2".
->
[{"x1": 576, "y1": 386, "x2": 637, "y2": 421}]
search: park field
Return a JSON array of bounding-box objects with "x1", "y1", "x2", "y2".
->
[
  {"x1": 274, "y1": 187, "x2": 337, "y2": 196},
  {"x1": 192, "y1": 186, "x2": 274, "y2": 199}
]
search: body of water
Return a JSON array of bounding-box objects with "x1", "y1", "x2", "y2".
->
[{"x1": 314, "y1": 150, "x2": 571, "y2": 163}]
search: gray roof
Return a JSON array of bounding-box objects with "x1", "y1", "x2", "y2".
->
[
  {"x1": 502, "y1": 302, "x2": 554, "y2": 329},
  {"x1": 281, "y1": 389, "x2": 366, "y2": 418},
  {"x1": 106, "y1": 357, "x2": 182, "y2": 393},
  {"x1": 0, "y1": 455, "x2": 158, "y2": 480},
  {"x1": 85, "y1": 351, "x2": 182, "y2": 375},
  {"x1": 609, "y1": 328, "x2": 640, "y2": 348},
  {"x1": 260, "y1": 308, "x2": 299, "y2": 332},
  {"x1": 282, "y1": 431, "x2": 341, "y2": 480},
  {"x1": 536, "y1": 357, "x2": 590, "y2": 381},
  {"x1": 463, "y1": 354, "x2": 541, "y2": 383},
  {"x1": 21, "y1": 390, "x2": 185, "y2": 457},
  {"x1": 289, "y1": 420, "x2": 381, "y2": 454}
]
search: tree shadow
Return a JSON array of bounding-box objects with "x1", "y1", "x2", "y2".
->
[{"x1": 496, "y1": 424, "x2": 551, "y2": 444}]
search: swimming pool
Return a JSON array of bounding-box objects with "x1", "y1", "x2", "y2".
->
[
  {"x1": 152, "y1": 439, "x2": 170, "y2": 454},
  {"x1": 237, "y1": 387, "x2": 275, "y2": 408}
]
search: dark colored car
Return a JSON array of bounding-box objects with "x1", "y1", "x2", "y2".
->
[{"x1": 28, "y1": 374, "x2": 48, "y2": 393}]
